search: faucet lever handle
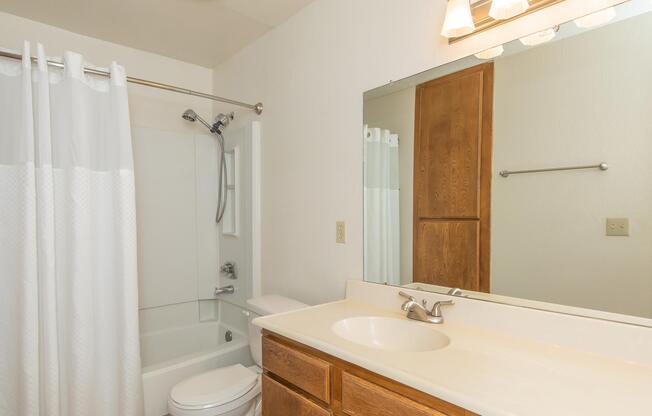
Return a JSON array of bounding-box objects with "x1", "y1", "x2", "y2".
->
[
  {"x1": 398, "y1": 291, "x2": 416, "y2": 302},
  {"x1": 447, "y1": 288, "x2": 463, "y2": 296},
  {"x1": 431, "y1": 300, "x2": 454, "y2": 317}
]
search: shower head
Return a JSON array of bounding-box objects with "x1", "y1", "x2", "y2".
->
[
  {"x1": 181, "y1": 109, "x2": 214, "y2": 132},
  {"x1": 182, "y1": 109, "x2": 198, "y2": 122}
]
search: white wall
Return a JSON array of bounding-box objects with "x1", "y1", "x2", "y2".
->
[
  {"x1": 492, "y1": 12, "x2": 652, "y2": 318},
  {"x1": 212, "y1": 0, "x2": 626, "y2": 305},
  {"x1": 0, "y1": 12, "x2": 220, "y2": 329},
  {"x1": 363, "y1": 88, "x2": 415, "y2": 284}
]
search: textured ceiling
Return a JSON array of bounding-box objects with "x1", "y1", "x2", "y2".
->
[{"x1": 0, "y1": 0, "x2": 316, "y2": 67}]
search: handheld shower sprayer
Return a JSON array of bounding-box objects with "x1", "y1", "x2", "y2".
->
[
  {"x1": 182, "y1": 109, "x2": 214, "y2": 132},
  {"x1": 181, "y1": 109, "x2": 197, "y2": 122},
  {"x1": 181, "y1": 109, "x2": 235, "y2": 224}
]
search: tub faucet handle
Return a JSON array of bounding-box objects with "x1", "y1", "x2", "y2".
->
[{"x1": 220, "y1": 262, "x2": 237, "y2": 279}]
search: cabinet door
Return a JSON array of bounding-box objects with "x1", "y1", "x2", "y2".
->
[
  {"x1": 341, "y1": 372, "x2": 446, "y2": 416},
  {"x1": 262, "y1": 374, "x2": 331, "y2": 416}
]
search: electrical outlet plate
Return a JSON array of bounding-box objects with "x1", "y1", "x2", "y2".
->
[
  {"x1": 336, "y1": 221, "x2": 346, "y2": 244},
  {"x1": 606, "y1": 218, "x2": 629, "y2": 237}
]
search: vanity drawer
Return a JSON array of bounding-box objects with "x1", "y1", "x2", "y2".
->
[
  {"x1": 262, "y1": 374, "x2": 331, "y2": 416},
  {"x1": 262, "y1": 335, "x2": 331, "y2": 403},
  {"x1": 341, "y1": 372, "x2": 447, "y2": 416}
]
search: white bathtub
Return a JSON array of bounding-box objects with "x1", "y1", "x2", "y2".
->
[{"x1": 141, "y1": 322, "x2": 253, "y2": 416}]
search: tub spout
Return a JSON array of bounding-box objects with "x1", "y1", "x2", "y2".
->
[{"x1": 214, "y1": 285, "x2": 235, "y2": 296}]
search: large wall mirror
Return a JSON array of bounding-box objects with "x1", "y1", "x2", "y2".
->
[{"x1": 363, "y1": 0, "x2": 652, "y2": 325}]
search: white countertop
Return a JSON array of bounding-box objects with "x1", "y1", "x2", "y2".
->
[{"x1": 254, "y1": 299, "x2": 652, "y2": 416}]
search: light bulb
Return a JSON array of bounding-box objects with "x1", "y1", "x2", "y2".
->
[
  {"x1": 441, "y1": 0, "x2": 475, "y2": 38},
  {"x1": 489, "y1": 0, "x2": 530, "y2": 20},
  {"x1": 474, "y1": 45, "x2": 505, "y2": 60},
  {"x1": 574, "y1": 7, "x2": 616, "y2": 28},
  {"x1": 519, "y1": 27, "x2": 556, "y2": 46}
]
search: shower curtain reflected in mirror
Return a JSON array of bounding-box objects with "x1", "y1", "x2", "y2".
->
[
  {"x1": 0, "y1": 42, "x2": 143, "y2": 415},
  {"x1": 364, "y1": 126, "x2": 400, "y2": 286}
]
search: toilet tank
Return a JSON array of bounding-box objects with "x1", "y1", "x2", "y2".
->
[{"x1": 246, "y1": 295, "x2": 308, "y2": 367}]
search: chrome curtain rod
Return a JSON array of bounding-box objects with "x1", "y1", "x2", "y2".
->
[
  {"x1": 500, "y1": 162, "x2": 609, "y2": 178},
  {"x1": 0, "y1": 50, "x2": 263, "y2": 115}
]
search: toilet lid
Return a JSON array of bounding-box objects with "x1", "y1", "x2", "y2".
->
[{"x1": 170, "y1": 364, "x2": 258, "y2": 408}]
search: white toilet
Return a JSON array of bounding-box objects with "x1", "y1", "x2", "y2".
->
[{"x1": 167, "y1": 295, "x2": 307, "y2": 416}]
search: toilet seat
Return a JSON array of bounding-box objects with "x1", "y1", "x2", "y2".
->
[{"x1": 168, "y1": 364, "x2": 261, "y2": 416}]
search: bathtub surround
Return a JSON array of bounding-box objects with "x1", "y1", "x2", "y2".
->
[
  {"x1": 135, "y1": 118, "x2": 261, "y2": 415},
  {"x1": 212, "y1": 0, "x2": 628, "y2": 305},
  {"x1": 0, "y1": 43, "x2": 142, "y2": 415}
]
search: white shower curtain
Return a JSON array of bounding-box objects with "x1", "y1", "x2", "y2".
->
[
  {"x1": 364, "y1": 126, "x2": 400, "y2": 286},
  {"x1": 0, "y1": 43, "x2": 143, "y2": 416}
]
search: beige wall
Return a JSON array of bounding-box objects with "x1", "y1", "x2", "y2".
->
[
  {"x1": 212, "y1": 0, "x2": 626, "y2": 305},
  {"x1": 0, "y1": 12, "x2": 220, "y2": 325},
  {"x1": 492, "y1": 13, "x2": 652, "y2": 317},
  {"x1": 363, "y1": 88, "x2": 415, "y2": 284}
]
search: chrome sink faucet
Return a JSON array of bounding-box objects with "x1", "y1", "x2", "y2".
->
[{"x1": 399, "y1": 292, "x2": 454, "y2": 324}]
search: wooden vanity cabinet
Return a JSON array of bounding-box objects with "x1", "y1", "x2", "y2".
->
[{"x1": 261, "y1": 330, "x2": 478, "y2": 416}]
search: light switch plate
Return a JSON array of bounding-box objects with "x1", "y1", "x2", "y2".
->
[
  {"x1": 336, "y1": 221, "x2": 346, "y2": 244},
  {"x1": 606, "y1": 218, "x2": 629, "y2": 236}
]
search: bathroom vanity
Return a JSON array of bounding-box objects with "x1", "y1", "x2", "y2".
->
[
  {"x1": 255, "y1": 281, "x2": 652, "y2": 416},
  {"x1": 261, "y1": 331, "x2": 477, "y2": 416}
]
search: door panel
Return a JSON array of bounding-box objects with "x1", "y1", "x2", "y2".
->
[
  {"x1": 413, "y1": 63, "x2": 493, "y2": 292},
  {"x1": 415, "y1": 70, "x2": 483, "y2": 219},
  {"x1": 414, "y1": 221, "x2": 479, "y2": 290}
]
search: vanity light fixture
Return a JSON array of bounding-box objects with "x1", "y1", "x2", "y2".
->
[
  {"x1": 444, "y1": 0, "x2": 565, "y2": 42},
  {"x1": 519, "y1": 26, "x2": 557, "y2": 46},
  {"x1": 489, "y1": 0, "x2": 530, "y2": 20},
  {"x1": 474, "y1": 44, "x2": 505, "y2": 59},
  {"x1": 441, "y1": 0, "x2": 475, "y2": 38},
  {"x1": 574, "y1": 7, "x2": 616, "y2": 28}
]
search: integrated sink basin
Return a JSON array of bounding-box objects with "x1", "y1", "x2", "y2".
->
[{"x1": 331, "y1": 316, "x2": 450, "y2": 352}]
